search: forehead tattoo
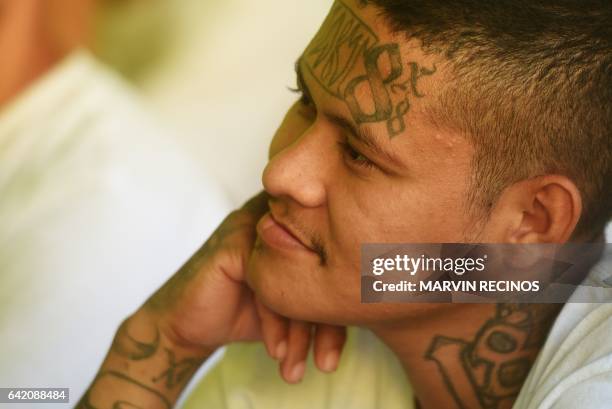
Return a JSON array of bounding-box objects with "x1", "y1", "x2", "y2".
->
[{"x1": 302, "y1": 0, "x2": 436, "y2": 139}]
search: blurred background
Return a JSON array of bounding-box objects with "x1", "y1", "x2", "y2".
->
[{"x1": 96, "y1": 0, "x2": 331, "y2": 204}]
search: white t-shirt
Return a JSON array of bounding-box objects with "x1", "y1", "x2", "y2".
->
[
  {"x1": 0, "y1": 51, "x2": 231, "y2": 408},
  {"x1": 514, "y1": 246, "x2": 612, "y2": 409},
  {"x1": 184, "y1": 247, "x2": 612, "y2": 409},
  {"x1": 182, "y1": 327, "x2": 414, "y2": 409}
]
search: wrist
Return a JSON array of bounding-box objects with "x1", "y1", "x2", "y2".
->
[
  {"x1": 79, "y1": 310, "x2": 213, "y2": 408},
  {"x1": 132, "y1": 307, "x2": 216, "y2": 358}
]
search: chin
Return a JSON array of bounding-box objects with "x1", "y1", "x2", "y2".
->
[
  {"x1": 247, "y1": 240, "x2": 445, "y2": 326},
  {"x1": 248, "y1": 255, "x2": 395, "y2": 326},
  {"x1": 246, "y1": 247, "x2": 322, "y2": 321}
]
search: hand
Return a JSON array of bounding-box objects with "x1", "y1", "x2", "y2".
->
[
  {"x1": 79, "y1": 193, "x2": 347, "y2": 408},
  {"x1": 144, "y1": 192, "x2": 346, "y2": 382}
]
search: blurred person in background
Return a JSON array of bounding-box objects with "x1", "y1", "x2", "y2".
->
[{"x1": 0, "y1": 0, "x2": 231, "y2": 403}]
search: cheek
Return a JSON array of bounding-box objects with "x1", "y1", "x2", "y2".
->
[
  {"x1": 247, "y1": 238, "x2": 371, "y2": 324},
  {"x1": 246, "y1": 243, "x2": 330, "y2": 320},
  {"x1": 327, "y1": 175, "x2": 471, "y2": 253},
  {"x1": 323, "y1": 197, "x2": 382, "y2": 302},
  {"x1": 327, "y1": 180, "x2": 416, "y2": 249}
]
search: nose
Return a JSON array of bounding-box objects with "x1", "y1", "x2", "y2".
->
[{"x1": 262, "y1": 128, "x2": 328, "y2": 208}]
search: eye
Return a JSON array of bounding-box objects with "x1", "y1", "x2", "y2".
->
[{"x1": 337, "y1": 140, "x2": 376, "y2": 170}]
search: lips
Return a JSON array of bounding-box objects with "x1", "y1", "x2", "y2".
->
[{"x1": 256, "y1": 212, "x2": 314, "y2": 252}]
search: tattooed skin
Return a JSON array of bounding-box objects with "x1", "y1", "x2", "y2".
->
[
  {"x1": 78, "y1": 371, "x2": 171, "y2": 409},
  {"x1": 77, "y1": 321, "x2": 166, "y2": 408},
  {"x1": 76, "y1": 194, "x2": 267, "y2": 408},
  {"x1": 111, "y1": 320, "x2": 160, "y2": 361},
  {"x1": 152, "y1": 349, "x2": 200, "y2": 389},
  {"x1": 76, "y1": 317, "x2": 204, "y2": 408},
  {"x1": 303, "y1": 0, "x2": 436, "y2": 138},
  {"x1": 147, "y1": 192, "x2": 267, "y2": 313},
  {"x1": 425, "y1": 304, "x2": 561, "y2": 409}
]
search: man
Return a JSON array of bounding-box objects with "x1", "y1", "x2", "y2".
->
[{"x1": 79, "y1": 0, "x2": 612, "y2": 408}]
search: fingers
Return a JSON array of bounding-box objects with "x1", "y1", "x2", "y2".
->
[
  {"x1": 232, "y1": 289, "x2": 263, "y2": 343},
  {"x1": 313, "y1": 324, "x2": 346, "y2": 373},
  {"x1": 256, "y1": 299, "x2": 289, "y2": 360},
  {"x1": 241, "y1": 191, "x2": 269, "y2": 219},
  {"x1": 256, "y1": 297, "x2": 346, "y2": 384},
  {"x1": 255, "y1": 301, "x2": 311, "y2": 384},
  {"x1": 279, "y1": 321, "x2": 311, "y2": 384}
]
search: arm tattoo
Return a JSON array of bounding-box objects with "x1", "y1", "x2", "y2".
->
[
  {"x1": 303, "y1": 0, "x2": 436, "y2": 138},
  {"x1": 77, "y1": 371, "x2": 171, "y2": 409},
  {"x1": 111, "y1": 320, "x2": 159, "y2": 360},
  {"x1": 76, "y1": 318, "x2": 202, "y2": 408},
  {"x1": 77, "y1": 194, "x2": 267, "y2": 408},
  {"x1": 425, "y1": 304, "x2": 560, "y2": 409},
  {"x1": 152, "y1": 348, "x2": 200, "y2": 389}
]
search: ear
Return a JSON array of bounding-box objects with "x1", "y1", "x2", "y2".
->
[{"x1": 487, "y1": 175, "x2": 582, "y2": 243}]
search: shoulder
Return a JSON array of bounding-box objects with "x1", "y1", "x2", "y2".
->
[
  {"x1": 515, "y1": 248, "x2": 612, "y2": 409},
  {"x1": 546, "y1": 370, "x2": 612, "y2": 409}
]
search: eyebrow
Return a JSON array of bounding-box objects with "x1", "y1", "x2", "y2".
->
[{"x1": 295, "y1": 57, "x2": 406, "y2": 170}]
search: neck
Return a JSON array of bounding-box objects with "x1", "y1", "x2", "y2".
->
[
  {"x1": 371, "y1": 303, "x2": 561, "y2": 409},
  {"x1": 0, "y1": 0, "x2": 94, "y2": 106}
]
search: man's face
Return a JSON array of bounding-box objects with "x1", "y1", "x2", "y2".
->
[{"x1": 248, "y1": 0, "x2": 480, "y2": 325}]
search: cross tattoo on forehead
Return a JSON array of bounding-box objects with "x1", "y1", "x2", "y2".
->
[{"x1": 302, "y1": 0, "x2": 436, "y2": 139}]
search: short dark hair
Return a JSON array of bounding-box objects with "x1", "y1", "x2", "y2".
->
[{"x1": 368, "y1": 0, "x2": 612, "y2": 237}]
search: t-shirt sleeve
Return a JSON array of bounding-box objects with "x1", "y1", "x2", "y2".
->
[{"x1": 549, "y1": 372, "x2": 612, "y2": 409}]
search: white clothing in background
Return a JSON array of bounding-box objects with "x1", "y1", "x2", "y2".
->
[
  {"x1": 514, "y1": 247, "x2": 612, "y2": 409},
  {"x1": 0, "y1": 51, "x2": 231, "y2": 408}
]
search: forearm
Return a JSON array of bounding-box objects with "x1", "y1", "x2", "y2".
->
[
  {"x1": 76, "y1": 309, "x2": 213, "y2": 409},
  {"x1": 77, "y1": 192, "x2": 270, "y2": 408}
]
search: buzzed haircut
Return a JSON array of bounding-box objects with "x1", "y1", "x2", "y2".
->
[{"x1": 367, "y1": 0, "x2": 611, "y2": 238}]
